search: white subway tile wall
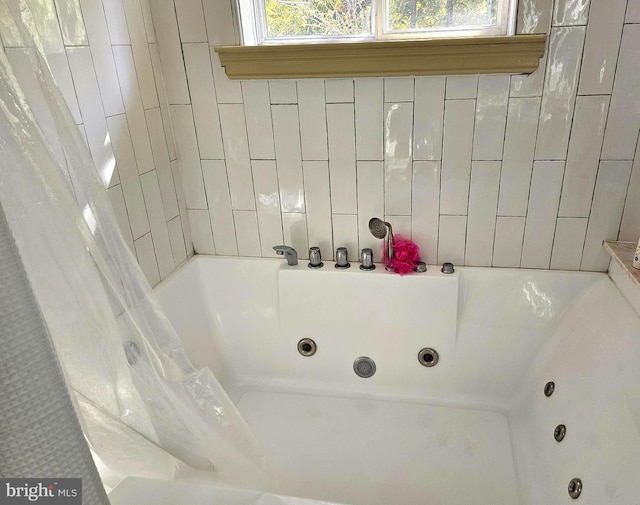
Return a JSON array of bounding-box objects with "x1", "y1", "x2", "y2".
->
[
  {"x1": 465, "y1": 161, "x2": 501, "y2": 267},
  {"x1": 252, "y1": 159, "x2": 284, "y2": 257},
  {"x1": 134, "y1": 232, "x2": 161, "y2": 286},
  {"x1": 187, "y1": 209, "x2": 215, "y2": 255},
  {"x1": 413, "y1": 77, "x2": 445, "y2": 161},
  {"x1": 438, "y1": 215, "x2": 467, "y2": 265},
  {"x1": 304, "y1": 160, "x2": 334, "y2": 259},
  {"x1": 601, "y1": 24, "x2": 640, "y2": 160},
  {"x1": 520, "y1": 161, "x2": 564, "y2": 268},
  {"x1": 9, "y1": 0, "x2": 640, "y2": 283},
  {"x1": 620, "y1": 142, "x2": 640, "y2": 242},
  {"x1": 493, "y1": 217, "x2": 526, "y2": 267},
  {"x1": 627, "y1": 1, "x2": 640, "y2": 23},
  {"x1": 202, "y1": 160, "x2": 238, "y2": 256},
  {"x1": 578, "y1": 0, "x2": 626, "y2": 96},
  {"x1": 183, "y1": 43, "x2": 224, "y2": 160},
  {"x1": 472, "y1": 75, "x2": 509, "y2": 161},
  {"x1": 357, "y1": 161, "x2": 385, "y2": 255},
  {"x1": 550, "y1": 217, "x2": 588, "y2": 270},
  {"x1": 441, "y1": 99, "x2": 475, "y2": 215},
  {"x1": 327, "y1": 103, "x2": 357, "y2": 215},
  {"x1": 534, "y1": 26, "x2": 585, "y2": 161},
  {"x1": 581, "y1": 161, "x2": 633, "y2": 271},
  {"x1": 552, "y1": 0, "x2": 590, "y2": 26},
  {"x1": 384, "y1": 101, "x2": 414, "y2": 216},
  {"x1": 232, "y1": 211, "x2": 259, "y2": 256},
  {"x1": 297, "y1": 81, "x2": 329, "y2": 161},
  {"x1": 411, "y1": 161, "x2": 440, "y2": 264},
  {"x1": 511, "y1": 0, "x2": 552, "y2": 98},
  {"x1": 144, "y1": 0, "x2": 640, "y2": 273},
  {"x1": 1, "y1": 0, "x2": 193, "y2": 287},
  {"x1": 497, "y1": 97, "x2": 540, "y2": 217}
]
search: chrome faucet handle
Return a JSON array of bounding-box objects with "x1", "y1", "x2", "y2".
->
[
  {"x1": 441, "y1": 262, "x2": 455, "y2": 274},
  {"x1": 359, "y1": 248, "x2": 375, "y2": 270},
  {"x1": 335, "y1": 247, "x2": 350, "y2": 269},
  {"x1": 308, "y1": 247, "x2": 323, "y2": 268},
  {"x1": 414, "y1": 261, "x2": 427, "y2": 273},
  {"x1": 273, "y1": 245, "x2": 298, "y2": 266}
]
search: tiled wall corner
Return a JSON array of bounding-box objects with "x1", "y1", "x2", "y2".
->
[{"x1": 2, "y1": 0, "x2": 194, "y2": 287}]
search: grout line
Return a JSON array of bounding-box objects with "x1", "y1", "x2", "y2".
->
[
  {"x1": 435, "y1": 85, "x2": 447, "y2": 264},
  {"x1": 199, "y1": 0, "x2": 210, "y2": 42},
  {"x1": 293, "y1": 100, "x2": 310, "y2": 257},
  {"x1": 518, "y1": 96, "x2": 544, "y2": 265},
  {"x1": 145, "y1": 230, "x2": 162, "y2": 282},
  {"x1": 599, "y1": 23, "x2": 628, "y2": 162},
  {"x1": 576, "y1": 93, "x2": 617, "y2": 97},
  {"x1": 489, "y1": 84, "x2": 513, "y2": 268},
  {"x1": 326, "y1": 104, "x2": 338, "y2": 255},
  {"x1": 111, "y1": 183, "x2": 136, "y2": 247},
  {"x1": 216, "y1": 86, "x2": 240, "y2": 255},
  {"x1": 616, "y1": 161, "x2": 635, "y2": 241},
  {"x1": 248, "y1": 161, "x2": 264, "y2": 256},
  {"x1": 617, "y1": 133, "x2": 640, "y2": 240},
  {"x1": 267, "y1": 88, "x2": 284, "y2": 254},
  {"x1": 408, "y1": 77, "x2": 416, "y2": 242},
  {"x1": 353, "y1": 101, "x2": 361, "y2": 254},
  {"x1": 464, "y1": 96, "x2": 478, "y2": 221},
  {"x1": 580, "y1": 159, "x2": 602, "y2": 270},
  {"x1": 546, "y1": 159, "x2": 565, "y2": 268},
  {"x1": 544, "y1": 161, "x2": 566, "y2": 268}
]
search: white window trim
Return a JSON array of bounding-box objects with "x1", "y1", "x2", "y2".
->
[{"x1": 237, "y1": 0, "x2": 517, "y2": 46}]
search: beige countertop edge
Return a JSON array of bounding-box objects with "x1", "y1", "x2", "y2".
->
[{"x1": 604, "y1": 241, "x2": 640, "y2": 288}]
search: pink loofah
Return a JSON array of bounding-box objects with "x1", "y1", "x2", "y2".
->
[{"x1": 382, "y1": 234, "x2": 421, "y2": 275}]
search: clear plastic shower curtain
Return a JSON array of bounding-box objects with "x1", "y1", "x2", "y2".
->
[{"x1": 0, "y1": 0, "x2": 266, "y2": 489}]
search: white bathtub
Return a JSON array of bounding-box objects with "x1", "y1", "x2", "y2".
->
[{"x1": 150, "y1": 255, "x2": 640, "y2": 505}]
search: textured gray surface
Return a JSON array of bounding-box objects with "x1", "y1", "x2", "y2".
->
[{"x1": 0, "y1": 201, "x2": 110, "y2": 505}]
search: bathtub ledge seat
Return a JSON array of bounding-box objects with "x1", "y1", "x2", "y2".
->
[{"x1": 604, "y1": 241, "x2": 640, "y2": 317}]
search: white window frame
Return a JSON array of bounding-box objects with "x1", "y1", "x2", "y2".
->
[{"x1": 237, "y1": 0, "x2": 517, "y2": 46}]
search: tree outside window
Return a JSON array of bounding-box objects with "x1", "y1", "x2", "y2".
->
[{"x1": 263, "y1": 0, "x2": 500, "y2": 39}]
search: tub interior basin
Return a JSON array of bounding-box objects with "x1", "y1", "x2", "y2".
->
[
  {"x1": 237, "y1": 390, "x2": 518, "y2": 505},
  {"x1": 153, "y1": 255, "x2": 640, "y2": 505}
]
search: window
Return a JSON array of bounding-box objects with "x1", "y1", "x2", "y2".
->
[
  {"x1": 238, "y1": 0, "x2": 517, "y2": 45},
  {"x1": 217, "y1": 0, "x2": 544, "y2": 80}
]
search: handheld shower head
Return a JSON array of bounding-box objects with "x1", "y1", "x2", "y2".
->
[
  {"x1": 368, "y1": 217, "x2": 394, "y2": 264},
  {"x1": 368, "y1": 217, "x2": 388, "y2": 239}
]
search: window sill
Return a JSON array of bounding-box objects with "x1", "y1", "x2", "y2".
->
[{"x1": 214, "y1": 34, "x2": 546, "y2": 80}]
